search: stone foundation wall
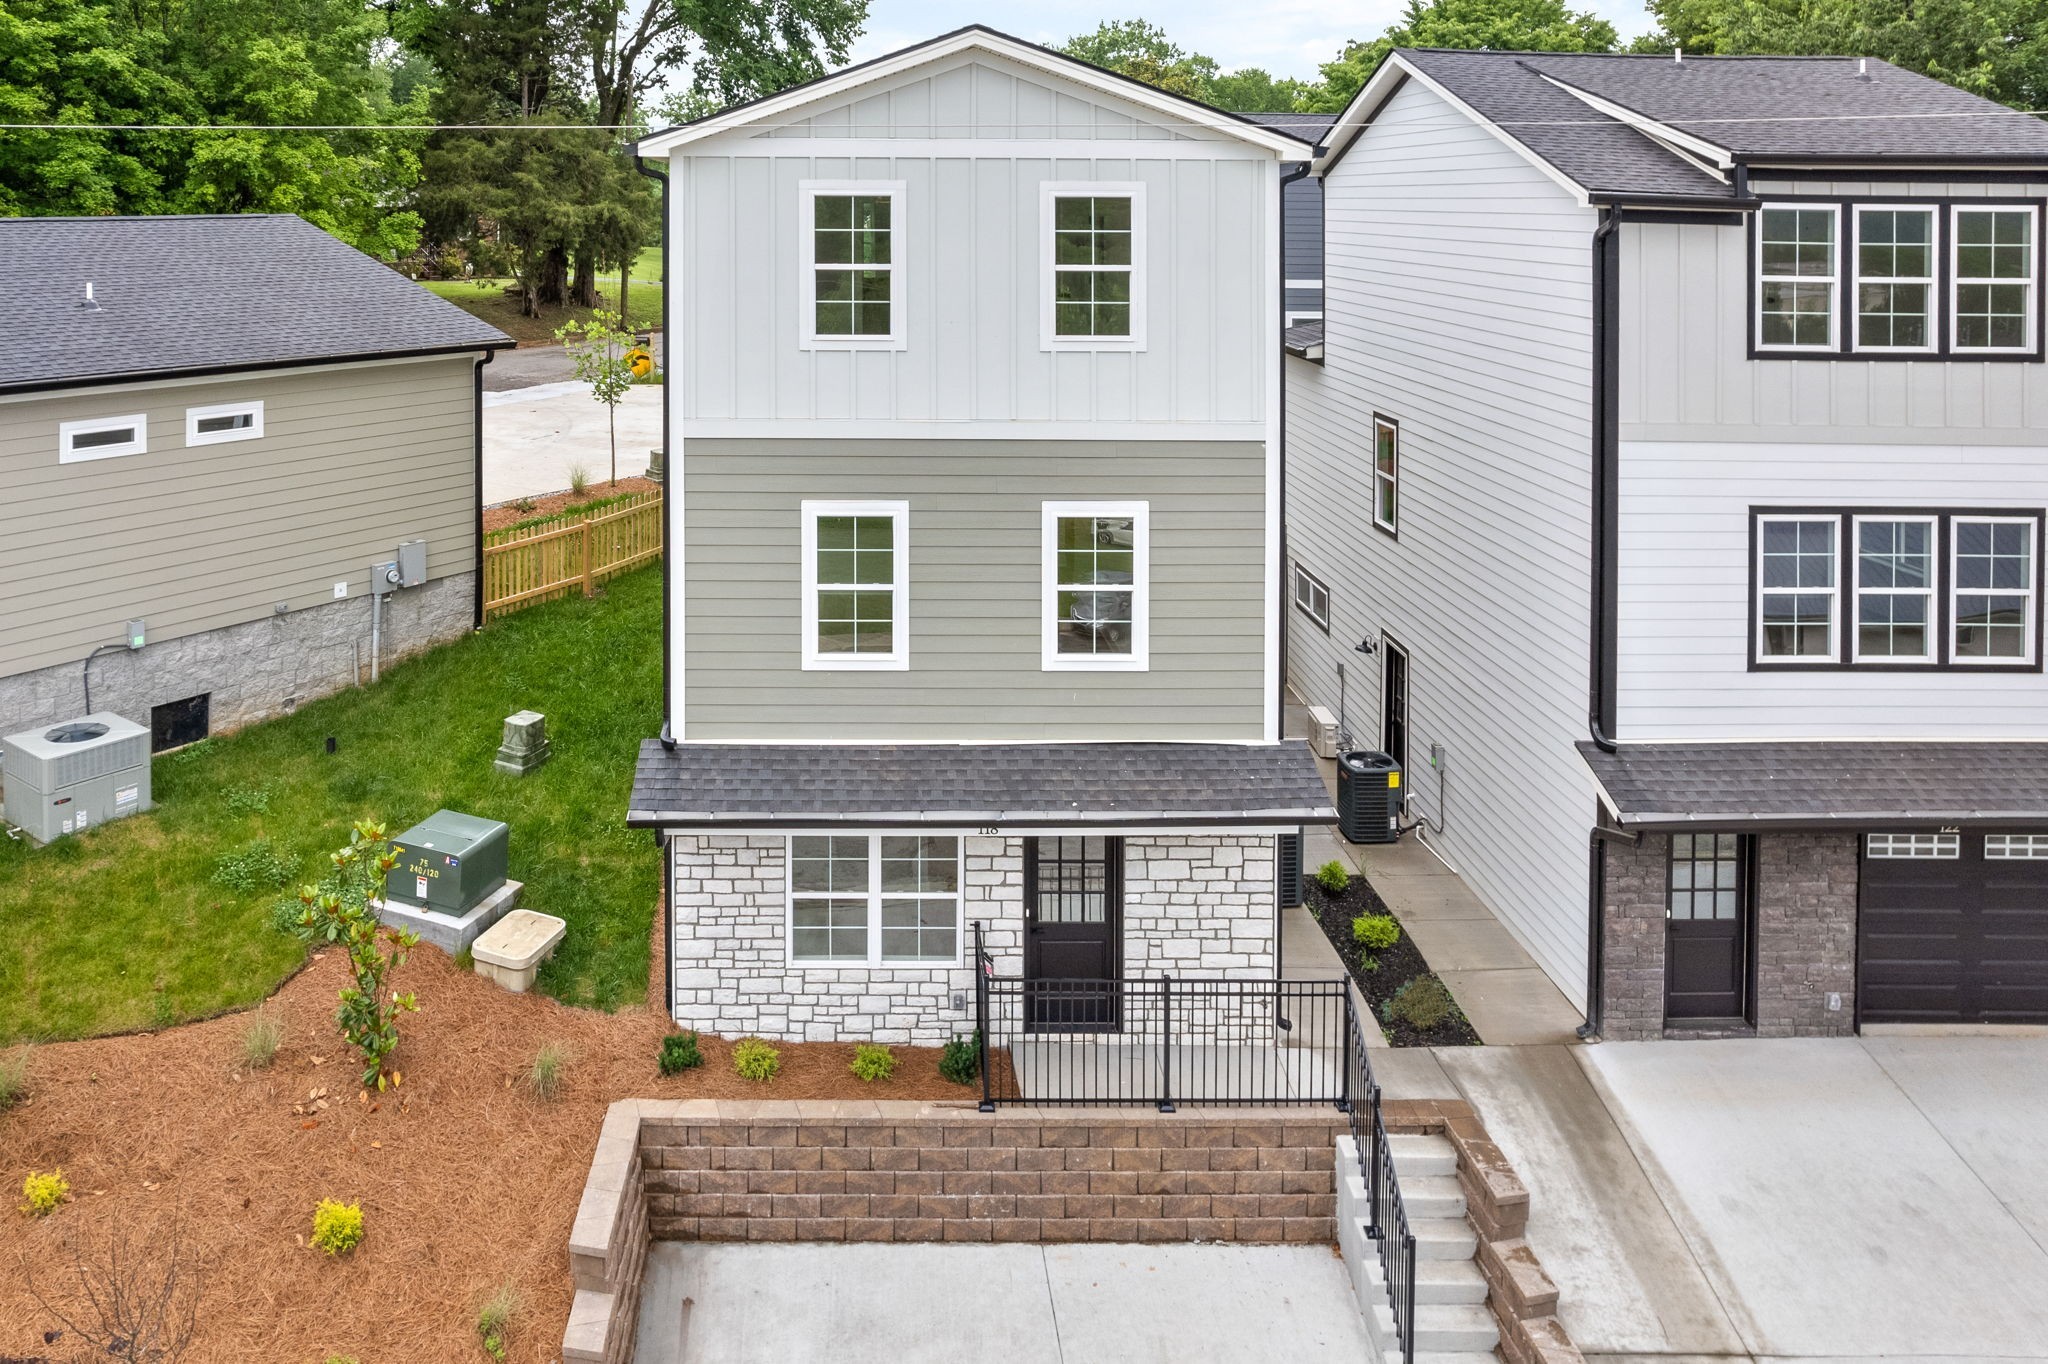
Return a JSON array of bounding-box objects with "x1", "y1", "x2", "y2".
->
[
  {"x1": 0, "y1": 571, "x2": 475, "y2": 740},
  {"x1": 668, "y1": 833, "x2": 1280, "y2": 1045},
  {"x1": 1599, "y1": 831, "x2": 1860, "y2": 1040}
]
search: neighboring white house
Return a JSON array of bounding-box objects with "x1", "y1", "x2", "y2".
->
[
  {"x1": 1287, "y1": 49, "x2": 2048, "y2": 1038},
  {"x1": 626, "y1": 26, "x2": 1331, "y2": 1045}
]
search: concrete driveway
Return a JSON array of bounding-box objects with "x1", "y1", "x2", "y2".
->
[
  {"x1": 481, "y1": 383, "x2": 661, "y2": 504},
  {"x1": 1443, "y1": 1036, "x2": 2048, "y2": 1364},
  {"x1": 634, "y1": 1241, "x2": 1371, "y2": 1364}
]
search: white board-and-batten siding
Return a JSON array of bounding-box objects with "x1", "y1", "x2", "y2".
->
[{"x1": 1284, "y1": 75, "x2": 1601, "y2": 1007}]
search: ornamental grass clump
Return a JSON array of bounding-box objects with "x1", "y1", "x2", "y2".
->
[
  {"x1": 731, "y1": 1038, "x2": 780, "y2": 1083},
  {"x1": 658, "y1": 1031, "x2": 704, "y2": 1075},
  {"x1": 241, "y1": 1013, "x2": 283, "y2": 1071},
  {"x1": 476, "y1": 1283, "x2": 518, "y2": 1360},
  {"x1": 20, "y1": 1169, "x2": 67, "y2": 1217},
  {"x1": 849, "y1": 1043, "x2": 895, "y2": 1083},
  {"x1": 310, "y1": 1199, "x2": 365, "y2": 1256},
  {"x1": 294, "y1": 821, "x2": 420, "y2": 1090},
  {"x1": 1313, "y1": 860, "x2": 1350, "y2": 894},
  {"x1": 0, "y1": 1047, "x2": 29, "y2": 1111},
  {"x1": 528, "y1": 1041, "x2": 571, "y2": 1101}
]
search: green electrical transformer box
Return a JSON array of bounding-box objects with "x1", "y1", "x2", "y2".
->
[{"x1": 386, "y1": 809, "x2": 509, "y2": 916}]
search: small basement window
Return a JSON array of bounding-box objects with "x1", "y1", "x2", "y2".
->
[
  {"x1": 59, "y1": 414, "x2": 148, "y2": 463},
  {"x1": 1292, "y1": 564, "x2": 1331, "y2": 632},
  {"x1": 150, "y1": 694, "x2": 210, "y2": 752},
  {"x1": 186, "y1": 400, "x2": 264, "y2": 445}
]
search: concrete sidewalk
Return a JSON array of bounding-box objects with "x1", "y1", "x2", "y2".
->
[{"x1": 635, "y1": 1241, "x2": 1372, "y2": 1363}]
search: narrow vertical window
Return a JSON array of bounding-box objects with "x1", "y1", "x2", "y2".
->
[
  {"x1": 1953, "y1": 207, "x2": 2036, "y2": 352},
  {"x1": 1756, "y1": 515, "x2": 1839, "y2": 661},
  {"x1": 1043, "y1": 501, "x2": 1148, "y2": 670},
  {"x1": 1852, "y1": 516, "x2": 1935, "y2": 662},
  {"x1": 799, "y1": 182, "x2": 903, "y2": 348},
  {"x1": 801, "y1": 500, "x2": 908, "y2": 670},
  {"x1": 1372, "y1": 415, "x2": 1398, "y2": 535},
  {"x1": 1758, "y1": 206, "x2": 1839, "y2": 350},
  {"x1": 1043, "y1": 183, "x2": 1144, "y2": 349},
  {"x1": 1952, "y1": 517, "x2": 2036, "y2": 663},
  {"x1": 1854, "y1": 208, "x2": 1934, "y2": 351}
]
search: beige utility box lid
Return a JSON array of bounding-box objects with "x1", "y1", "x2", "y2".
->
[{"x1": 471, "y1": 909, "x2": 566, "y2": 971}]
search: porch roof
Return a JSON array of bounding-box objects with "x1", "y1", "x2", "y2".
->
[
  {"x1": 626, "y1": 740, "x2": 1337, "y2": 829},
  {"x1": 1578, "y1": 740, "x2": 2048, "y2": 829}
]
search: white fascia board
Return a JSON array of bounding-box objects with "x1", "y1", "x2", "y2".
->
[
  {"x1": 1315, "y1": 53, "x2": 1593, "y2": 209},
  {"x1": 1535, "y1": 73, "x2": 1734, "y2": 174},
  {"x1": 634, "y1": 28, "x2": 1313, "y2": 159}
]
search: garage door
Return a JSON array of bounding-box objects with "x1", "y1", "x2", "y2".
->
[{"x1": 1860, "y1": 831, "x2": 2048, "y2": 1024}]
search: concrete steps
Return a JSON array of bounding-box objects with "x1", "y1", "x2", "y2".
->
[
  {"x1": 1401, "y1": 1174, "x2": 1467, "y2": 1220},
  {"x1": 1372, "y1": 1301, "x2": 1499, "y2": 1353},
  {"x1": 1361, "y1": 1247, "x2": 1488, "y2": 1306},
  {"x1": 1388, "y1": 1133, "x2": 1456, "y2": 1177},
  {"x1": 1337, "y1": 1133, "x2": 1499, "y2": 1364}
]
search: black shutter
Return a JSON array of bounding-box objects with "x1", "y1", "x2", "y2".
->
[{"x1": 1277, "y1": 831, "x2": 1304, "y2": 907}]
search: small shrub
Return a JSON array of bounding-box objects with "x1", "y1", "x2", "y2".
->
[
  {"x1": 1313, "y1": 859, "x2": 1351, "y2": 894},
  {"x1": 211, "y1": 839, "x2": 298, "y2": 893},
  {"x1": 1352, "y1": 914, "x2": 1400, "y2": 953},
  {"x1": 849, "y1": 1043, "x2": 895, "y2": 1083},
  {"x1": 310, "y1": 1199, "x2": 365, "y2": 1255},
  {"x1": 1387, "y1": 976, "x2": 1456, "y2": 1032},
  {"x1": 568, "y1": 463, "x2": 592, "y2": 497},
  {"x1": 20, "y1": 1169, "x2": 67, "y2": 1217},
  {"x1": 241, "y1": 1014, "x2": 283, "y2": 1070},
  {"x1": 938, "y1": 1032, "x2": 980, "y2": 1086},
  {"x1": 658, "y1": 1031, "x2": 703, "y2": 1075},
  {"x1": 528, "y1": 1041, "x2": 571, "y2": 1100},
  {"x1": 223, "y1": 781, "x2": 276, "y2": 816},
  {"x1": 512, "y1": 497, "x2": 537, "y2": 514},
  {"x1": 0, "y1": 1047, "x2": 29, "y2": 1111},
  {"x1": 731, "y1": 1038, "x2": 780, "y2": 1083},
  {"x1": 477, "y1": 1283, "x2": 518, "y2": 1360}
]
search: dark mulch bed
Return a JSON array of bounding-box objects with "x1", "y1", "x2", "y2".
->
[{"x1": 1306, "y1": 876, "x2": 1482, "y2": 1048}]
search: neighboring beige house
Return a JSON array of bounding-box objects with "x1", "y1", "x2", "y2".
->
[{"x1": 0, "y1": 214, "x2": 510, "y2": 748}]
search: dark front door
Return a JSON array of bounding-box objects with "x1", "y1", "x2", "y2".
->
[
  {"x1": 1665, "y1": 832, "x2": 1752, "y2": 1022},
  {"x1": 1860, "y1": 831, "x2": 2048, "y2": 1024},
  {"x1": 1381, "y1": 637, "x2": 1409, "y2": 768},
  {"x1": 1023, "y1": 835, "x2": 1122, "y2": 1030}
]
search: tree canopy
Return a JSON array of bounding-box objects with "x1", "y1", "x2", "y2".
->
[
  {"x1": 1303, "y1": 0, "x2": 1620, "y2": 112},
  {"x1": 1059, "y1": 19, "x2": 1308, "y2": 112}
]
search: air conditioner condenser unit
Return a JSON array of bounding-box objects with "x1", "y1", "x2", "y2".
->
[{"x1": 1, "y1": 713, "x2": 152, "y2": 845}]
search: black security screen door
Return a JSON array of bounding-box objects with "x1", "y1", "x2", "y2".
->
[
  {"x1": 1381, "y1": 639, "x2": 1409, "y2": 769},
  {"x1": 1023, "y1": 836, "x2": 1122, "y2": 1031},
  {"x1": 1665, "y1": 833, "x2": 1751, "y2": 1021}
]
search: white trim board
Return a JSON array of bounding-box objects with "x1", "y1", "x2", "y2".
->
[
  {"x1": 0, "y1": 350, "x2": 491, "y2": 407},
  {"x1": 679, "y1": 420, "x2": 1268, "y2": 441}
]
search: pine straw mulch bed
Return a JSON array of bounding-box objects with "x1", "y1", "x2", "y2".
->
[
  {"x1": 1305, "y1": 878, "x2": 1482, "y2": 1048},
  {"x1": 481, "y1": 475, "x2": 661, "y2": 534},
  {"x1": 0, "y1": 948, "x2": 979, "y2": 1364}
]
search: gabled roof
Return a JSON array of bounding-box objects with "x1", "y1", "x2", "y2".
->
[
  {"x1": 0, "y1": 215, "x2": 510, "y2": 395},
  {"x1": 1318, "y1": 49, "x2": 2048, "y2": 208},
  {"x1": 1237, "y1": 110, "x2": 1337, "y2": 155},
  {"x1": 1282, "y1": 319, "x2": 1324, "y2": 360},
  {"x1": 634, "y1": 25, "x2": 1316, "y2": 158}
]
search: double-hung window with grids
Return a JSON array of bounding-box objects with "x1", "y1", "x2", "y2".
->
[
  {"x1": 801, "y1": 500, "x2": 908, "y2": 670},
  {"x1": 1853, "y1": 207, "x2": 1935, "y2": 352},
  {"x1": 788, "y1": 835, "x2": 961, "y2": 966},
  {"x1": 1756, "y1": 515, "x2": 1839, "y2": 661},
  {"x1": 1043, "y1": 183, "x2": 1143, "y2": 350},
  {"x1": 1372, "y1": 416, "x2": 1399, "y2": 535},
  {"x1": 1954, "y1": 206, "x2": 2037, "y2": 353},
  {"x1": 1043, "y1": 501, "x2": 1148, "y2": 670},
  {"x1": 800, "y1": 182, "x2": 903, "y2": 349},
  {"x1": 1758, "y1": 206, "x2": 1839, "y2": 350},
  {"x1": 1852, "y1": 515, "x2": 1936, "y2": 662},
  {"x1": 1953, "y1": 516, "x2": 2037, "y2": 663}
]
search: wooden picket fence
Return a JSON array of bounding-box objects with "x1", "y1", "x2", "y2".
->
[{"x1": 482, "y1": 495, "x2": 663, "y2": 618}]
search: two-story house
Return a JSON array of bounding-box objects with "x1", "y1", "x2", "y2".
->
[
  {"x1": 626, "y1": 26, "x2": 1331, "y2": 1045},
  {"x1": 1287, "y1": 50, "x2": 2048, "y2": 1039}
]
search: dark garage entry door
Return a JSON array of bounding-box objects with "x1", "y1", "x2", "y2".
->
[{"x1": 1860, "y1": 831, "x2": 2048, "y2": 1024}]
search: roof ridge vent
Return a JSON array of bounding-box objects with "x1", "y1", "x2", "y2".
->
[{"x1": 78, "y1": 281, "x2": 100, "y2": 311}]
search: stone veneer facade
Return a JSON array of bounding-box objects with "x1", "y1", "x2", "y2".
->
[
  {"x1": 1600, "y1": 831, "x2": 1859, "y2": 1041},
  {"x1": 667, "y1": 832, "x2": 1279, "y2": 1044},
  {"x1": 0, "y1": 572, "x2": 474, "y2": 740}
]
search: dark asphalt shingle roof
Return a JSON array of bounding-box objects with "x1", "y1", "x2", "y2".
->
[
  {"x1": 1237, "y1": 111, "x2": 1337, "y2": 150},
  {"x1": 1393, "y1": 50, "x2": 2048, "y2": 204},
  {"x1": 1283, "y1": 319, "x2": 1324, "y2": 355},
  {"x1": 628, "y1": 741, "x2": 1338, "y2": 827},
  {"x1": 1578, "y1": 741, "x2": 2048, "y2": 827},
  {"x1": 0, "y1": 215, "x2": 511, "y2": 392}
]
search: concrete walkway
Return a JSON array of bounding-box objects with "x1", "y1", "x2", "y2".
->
[
  {"x1": 634, "y1": 1241, "x2": 1373, "y2": 1363},
  {"x1": 481, "y1": 382, "x2": 661, "y2": 504}
]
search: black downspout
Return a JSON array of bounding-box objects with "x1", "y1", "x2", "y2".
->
[
  {"x1": 1579, "y1": 208, "x2": 1623, "y2": 1038},
  {"x1": 472, "y1": 352, "x2": 494, "y2": 630},
  {"x1": 1278, "y1": 162, "x2": 1310, "y2": 744},
  {"x1": 635, "y1": 153, "x2": 677, "y2": 756},
  {"x1": 1583, "y1": 827, "x2": 1606, "y2": 1037}
]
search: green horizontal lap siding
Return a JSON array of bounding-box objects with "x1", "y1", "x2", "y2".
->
[
  {"x1": 682, "y1": 438, "x2": 1266, "y2": 740},
  {"x1": 0, "y1": 356, "x2": 479, "y2": 679}
]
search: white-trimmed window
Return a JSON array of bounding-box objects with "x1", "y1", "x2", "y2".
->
[
  {"x1": 1042, "y1": 182, "x2": 1144, "y2": 350},
  {"x1": 1953, "y1": 206, "x2": 2037, "y2": 353},
  {"x1": 58, "y1": 414, "x2": 147, "y2": 463},
  {"x1": 1853, "y1": 515, "x2": 1936, "y2": 662},
  {"x1": 1757, "y1": 515, "x2": 1838, "y2": 661},
  {"x1": 1372, "y1": 415, "x2": 1398, "y2": 535},
  {"x1": 788, "y1": 834, "x2": 961, "y2": 966},
  {"x1": 1866, "y1": 832, "x2": 1959, "y2": 859},
  {"x1": 1758, "y1": 205, "x2": 1839, "y2": 350},
  {"x1": 1853, "y1": 206, "x2": 1935, "y2": 352},
  {"x1": 1043, "y1": 501, "x2": 1148, "y2": 670},
  {"x1": 801, "y1": 500, "x2": 908, "y2": 670},
  {"x1": 1285, "y1": 311, "x2": 1322, "y2": 328},
  {"x1": 1952, "y1": 516, "x2": 2036, "y2": 663},
  {"x1": 799, "y1": 181, "x2": 904, "y2": 349},
  {"x1": 1292, "y1": 564, "x2": 1330, "y2": 632},
  {"x1": 185, "y1": 400, "x2": 264, "y2": 446},
  {"x1": 1987, "y1": 833, "x2": 2048, "y2": 859}
]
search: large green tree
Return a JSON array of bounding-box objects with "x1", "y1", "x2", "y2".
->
[
  {"x1": 1059, "y1": 18, "x2": 1307, "y2": 112},
  {"x1": 1639, "y1": 0, "x2": 2048, "y2": 110},
  {"x1": 1302, "y1": 0, "x2": 1620, "y2": 112}
]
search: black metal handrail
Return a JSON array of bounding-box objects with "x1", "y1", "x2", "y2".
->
[{"x1": 1340, "y1": 979, "x2": 1419, "y2": 1364}]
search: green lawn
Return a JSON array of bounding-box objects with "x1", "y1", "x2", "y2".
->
[
  {"x1": 423, "y1": 271, "x2": 665, "y2": 344},
  {"x1": 0, "y1": 567, "x2": 664, "y2": 1044}
]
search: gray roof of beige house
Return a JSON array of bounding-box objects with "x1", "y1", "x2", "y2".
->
[
  {"x1": 0, "y1": 214, "x2": 511, "y2": 394},
  {"x1": 1348, "y1": 50, "x2": 2048, "y2": 206},
  {"x1": 627, "y1": 741, "x2": 1338, "y2": 828},
  {"x1": 1579, "y1": 741, "x2": 2048, "y2": 827}
]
